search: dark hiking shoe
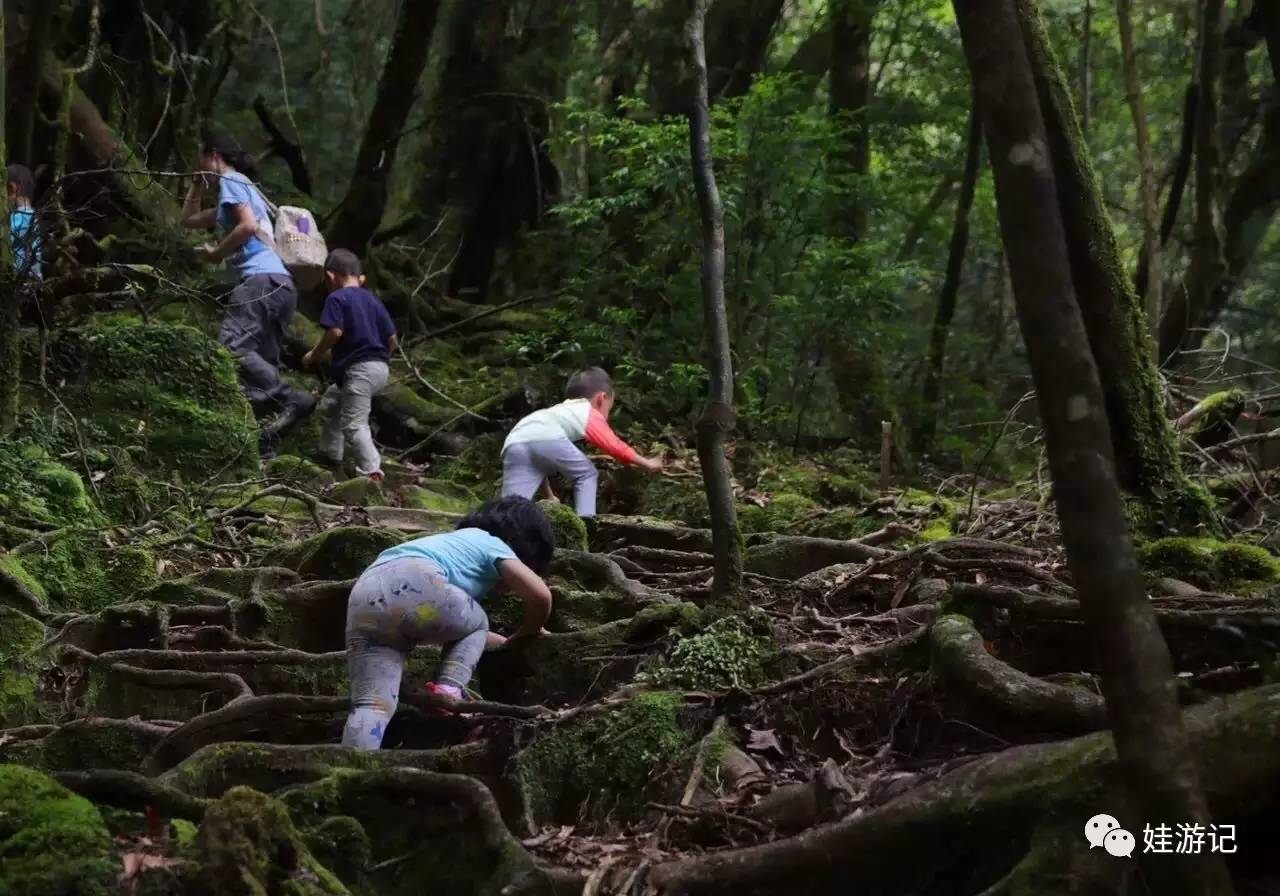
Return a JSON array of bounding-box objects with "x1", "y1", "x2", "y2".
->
[
  {"x1": 267, "y1": 391, "x2": 317, "y2": 438},
  {"x1": 259, "y1": 429, "x2": 280, "y2": 461}
]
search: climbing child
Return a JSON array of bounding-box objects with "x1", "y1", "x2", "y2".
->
[
  {"x1": 303, "y1": 249, "x2": 396, "y2": 481},
  {"x1": 342, "y1": 496, "x2": 555, "y2": 750},
  {"x1": 502, "y1": 367, "x2": 664, "y2": 517},
  {"x1": 7, "y1": 164, "x2": 42, "y2": 281}
]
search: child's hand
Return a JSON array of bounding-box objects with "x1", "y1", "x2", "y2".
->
[{"x1": 638, "y1": 455, "x2": 665, "y2": 474}]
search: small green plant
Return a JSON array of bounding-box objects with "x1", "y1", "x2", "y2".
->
[{"x1": 640, "y1": 617, "x2": 772, "y2": 691}]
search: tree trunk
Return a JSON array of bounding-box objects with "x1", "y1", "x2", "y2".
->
[
  {"x1": 1117, "y1": 0, "x2": 1163, "y2": 354},
  {"x1": 953, "y1": 1, "x2": 1234, "y2": 892},
  {"x1": 706, "y1": 0, "x2": 787, "y2": 101},
  {"x1": 11, "y1": 2, "x2": 55, "y2": 166},
  {"x1": 0, "y1": 1, "x2": 16, "y2": 436},
  {"x1": 1014, "y1": 0, "x2": 1213, "y2": 532},
  {"x1": 685, "y1": 0, "x2": 743, "y2": 598},
  {"x1": 327, "y1": 0, "x2": 443, "y2": 252},
  {"x1": 1160, "y1": 0, "x2": 1227, "y2": 362},
  {"x1": 915, "y1": 100, "x2": 982, "y2": 456},
  {"x1": 828, "y1": 0, "x2": 877, "y2": 240}
]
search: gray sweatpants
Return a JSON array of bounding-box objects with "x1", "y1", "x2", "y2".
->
[
  {"x1": 219, "y1": 273, "x2": 308, "y2": 409},
  {"x1": 318, "y1": 360, "x2": 390, "y2": 476},
  {"x1": 502, "y1": 437, "x2": 599, "y2": 517},
  {"x1": 341, "y1": 557, "x2": 488, "y2": 750}
]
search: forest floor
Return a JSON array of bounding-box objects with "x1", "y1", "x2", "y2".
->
[{"x1": 3, "y1": 304, "x2": 1280, "y2": 896}]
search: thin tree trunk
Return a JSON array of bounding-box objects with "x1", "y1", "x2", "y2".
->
[
  {"x1": 686, "y1": 0, "x2": 743, "y2": 598},
  {"x1": 1014, "y1": 0, "x2": 1212, "y2": 531},
  {"x1": 0, "y1": 1, "x2": 16, "y2": 436},
  {"x1": 896, "y1": 170, "x2": 960, "y2": 262},
  {"x1": 1079, "y1": 0, "x2": 1092, "y2": 140},
  {"x1": 1117, "y1": 0, "x2": 1162, "y2": 354},
  {"x1": 954, "y1": 2, "x2": 1235, "y2": 893},
  {"x1": 328, "y1": 0, "x2": 442, "y2": 252},
  {"x1": 1160, "y1": 0, "x2": 1227, "y2": 363},
  {"x1": 828, "y1": 0, "x2": 877, "y2": 240},
  {"x1": 916, "y1": 99, "x2": 982, "y2": 455}
]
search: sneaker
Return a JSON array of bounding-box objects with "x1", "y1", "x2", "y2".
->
[
  {"x1": 368, "y1": 470, "x2": 385, "y2": 484},
  {"x1": 423, "y1": 681, "x2": 464, "y2": 716}
]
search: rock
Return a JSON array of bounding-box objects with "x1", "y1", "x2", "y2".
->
[
  {"x1": 328, "y1": 477, "x2": 384, "y2": 507},
  {"x1": 263, "y1": 527, "x2": 407, "y2": 580},
  {"x1": 401, "y1": 479, "x2": 478, "y2": 514},
  {"x1": 193, "y1": 786, "x2": 348, "y2": 895},
  {"x1": 538, "y1": 499, "x2": 588, "y2": 551},
  {"x1": 0, "y1": 764, "x2": 116, "y2": 896},
  {"x1": 45, "y1": 319, "x2": 260, "y2": 483},
  {"x1": 266, "y1": 454, "x2": 336, "y2": 490},
  {"x1": 0, "y1": 443, "x2": 104, "y2": 529},
  {"x1": 1137, "y1": 537, "x2": 1280, "y2": 593},
  {"x1": 0, "y1": 607, "x2": 48, "y2": 727}
]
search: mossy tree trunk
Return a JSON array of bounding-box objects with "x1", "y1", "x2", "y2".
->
[
  {"x1": 685, "y1": 0, "x2": 743, "y2": 598},
  {"x1": 954, "y1": 1, "x2": 1234, "y2": 892},
  {"x1": 916, "y1": 97, "x2": 982, "y2": 456},
  {"x1": 327, "y1": 0, "x2": 443, "y2": 253},
  {"x1": 0, "y1": 1, "x2": 17, "y2": 437},
  {"x1": 1013, "y1": 0, "x2": 1214, "y2": 532}
]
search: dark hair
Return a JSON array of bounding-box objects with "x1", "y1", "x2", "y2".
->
[
  {"x1": 6, "y1": 164, "x2": 36, "y2": 201},
  {"x1": 565, "y1": 366, "x2": 614, "y2": 400},
  {"x1": 457, "y1": 496, "x2": 556, "y2": 573},
  {"x1": 201, "y1": 132, "x2": 259, "y2": 181},
  {"x1": 325, "y1": 248, "x2": 362, "y2": 277}
]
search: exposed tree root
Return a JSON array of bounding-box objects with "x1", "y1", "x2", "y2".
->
[
  {"x1": 929, "y1": 615, "x2": 1106, "y2": 733},
  {"x1": 55, "y1": 768, "x2": 212, "y2": 820},
  {"x1": 644, "y1": 684, "x2": 1280, "y2": 893},
  {"x1": 555, "y1": 550, "x2": 670, "y2": 603}
]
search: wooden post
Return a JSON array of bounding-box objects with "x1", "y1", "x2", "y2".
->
[{"x1": 879, "y1": 420, "x2": 892, "y2": 492}]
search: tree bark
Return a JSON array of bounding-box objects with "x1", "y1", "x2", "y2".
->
[
  {"x1": 1160, "y1": 0, "x2": 1227, "y2": 362},
  {"x1": 916, "y1": 99, "x2": 982, "y2": 455},
  {"x1": 11, "y1": 2, "x2": 54, "y2": 166},
  {"x1": 953, "y1": 0, "x2": 1234, "y2": 892},
  {"x1": 328, "y1": 0, "x2": 443, "y2": 252},
  {"x1": 1014, "y1": 0, "x2": 1212, "y2": 531},
  {"x1": 1117, "y1": 0, "x2": 1163, "y2": 354},
  {"x1": 706, "y1": 0, "x2": 787, "y2": 101},
  {"x1": 828, "y1": 0, "x2": 877, "y2": 240},
  {"x1": 685, "y1": 0, "x2": 743, "y2": 598},
  {"x1": 0, "y1": 1, "x2": 16, "y2": 436}
]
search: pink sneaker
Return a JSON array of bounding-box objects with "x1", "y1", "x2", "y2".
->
[
  {"x1": 423, "y1": 681, "x2": 464, "y2": 716},
  {"x1": 369, "y1": 470, "x2": 385, "y2": 484}
]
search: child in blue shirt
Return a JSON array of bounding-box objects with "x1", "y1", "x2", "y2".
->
[
  {"x1": 342, "y1": 496, "x2": 555, "y2": 750},
  {"x1": 303, "y1": 249, "x2": 397, "y2": 480},
  {"x1": 7, "y1": 165, "x2": 42, "y2": 281}
]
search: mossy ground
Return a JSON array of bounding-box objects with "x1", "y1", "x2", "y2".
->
[
  {"x1": 1138, "y1": 537, "x2": 1280, "y2": 592},
  {"x1": 0, "y1": 607, "x2": 48, "y2": 726},
  {"x1": 19, "y1": 534, "x2": 157, "y2": 612},
  {"x1": 639, "y1": 614, "x2": 774, "y2": 691},
  {"x1": 0, "y1": 764, "x2": 116, "y2": 896},
  {"x1": 263, "y1": 527, "x2": 408, "y2": 580}
]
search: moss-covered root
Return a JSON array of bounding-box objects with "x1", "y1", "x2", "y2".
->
[
  {"x1": 929, "y1": 615, "x2": 1106, "y2": 734},
  {"x1": 744, "y1": 535, "x2": 889, "y2": 580},
  {"x1": 647, "y1": 682, "x2": 1280, "y2": 894},
  {"x1": 538, "y1": 499, "x2": 588, "y2": 551},
  {"x1": 193, "y1": 785, "x2": 349, "y2": 895},
  {"x1": 0, "y1": 763, "x2": 117, "y2": 896},
  {"x1": 1138, "y1": 537, "x2": 1280, "y2": 594},
  {"x1": 281, "y1": 768, "x2": 579, "y2": 895}
]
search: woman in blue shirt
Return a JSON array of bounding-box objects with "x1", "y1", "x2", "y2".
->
[
  {"x1": 180, "y1": 133, "x2": 315, "y2": 457},
  {"x1": 342, "y1": 496, "x2": 556, "y2": 750}
]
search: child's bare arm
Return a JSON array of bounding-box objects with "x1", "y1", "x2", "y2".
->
[
  {"x1": 304, "y1": 327, "x2": 343, "y2": 367},
  {"x1": 498, "y1": 559, "x2": 552, "y2": 638},
  {"x1": 181, "y1": 178, "x2": 216, "y2": 229}
]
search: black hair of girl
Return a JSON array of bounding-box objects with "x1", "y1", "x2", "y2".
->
[
  {"x1": 457, "y1": 496, "x2": 556, "y2": 573},
  {"x1": 202, "y1": 132, "x2": 259, "y2": 181}
]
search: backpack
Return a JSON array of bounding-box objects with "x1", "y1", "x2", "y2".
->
[{"x1": 254, "y1": 189, "x2": 328, "y2": 291}]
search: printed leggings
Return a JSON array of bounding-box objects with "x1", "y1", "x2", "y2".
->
[{"x1": 341, "y1": 557, "x2": 488, "y2": 750}]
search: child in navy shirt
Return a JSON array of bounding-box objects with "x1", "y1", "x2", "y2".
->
[{"x1": 303, "y1": 249, "x2": 396, "y2": 480}]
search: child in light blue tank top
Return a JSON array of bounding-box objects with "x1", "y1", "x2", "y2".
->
[{"x1": 342, "y1": 497, "x2": 556, "y2": 750}]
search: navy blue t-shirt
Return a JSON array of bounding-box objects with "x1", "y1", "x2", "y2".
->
[{"x1": 319, "y1": 287, "x2": 396, "y2": 384}]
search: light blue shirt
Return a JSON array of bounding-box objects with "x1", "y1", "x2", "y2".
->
[
  {"x1": 10, "y1": 208, "x2": 41, "y2": 280},
  {"x1": 372, "y1": 528, "x2": 516, "y2": 600},
  {"x1": 216, "y1": 171, "x2": 287, "y2": 279}
]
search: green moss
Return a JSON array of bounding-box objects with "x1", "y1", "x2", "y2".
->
[
  {"x1": 0, "y1": 764, "x2": 116, "y2": 896},
  {"x1": 0, "y1": 607, "x2": 47, "y2": 727},
  {"x1": 0, "y1": 553, "x2": 47, "y2": 607},
  {"x1": 172, "y1": 818, "x2": 200, "y2": 853},
  {"x1": 266, "y1": 455, "x2": 335, "y2": 489},
  {"x1": 1138, "y1": 537, "x2": 1280, "y2": 592},
  {"x1": 512, "y1": 691, "x2": 691, "y2": 824},
  {"x1": 23, "y1": 534, "x2": 157, "y2": 611},
  {"x1": 538, "y1": 499, "x2": 588, "y2": 551},
  {"x1": 193, "y1": 785, "x2": 348, "y2": 896},
  {"x1": 0, "y1": 442, "x2": 104, "y2": 528},
  {"x1": 45, "y1": 320, "x2": 259, "y2": 483},
  {"x1": 636, "y1": 476, "x2": 709, "y2": 526},
  {"x1": 793, "y1": 506, "x2": 886, "y2": 540},
  {"x1": 401, "y1": 483, "x2": 474, "y2": 514},
  {"x1": 639, "y1": 616, "x2": 773, "y2": 691},
  {"x1": 329, "y1": 477, "x2": 384, "y2": 507},
  {"x1": 263, "y1": 527, "x2": 406, "y2": 580},
  {"x1": 303, "y1": 816, "x2": 370, "y2": 884}
]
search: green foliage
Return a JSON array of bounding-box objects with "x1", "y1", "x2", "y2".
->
[
  {"x1": 0, "y1": 608, "x2": 47, "y2": 727},
  {"x1": 21, "y1": 535, "x2": 157, "y2": 612},
  {"x1": 639, "y1": 617, "x2": 773, "y2": 691},
  {"x1": 0, "y1": 764, "x2": 116, "y2": 896}
]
